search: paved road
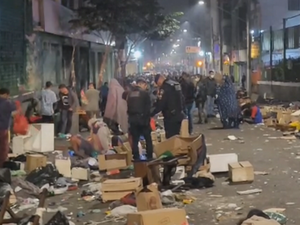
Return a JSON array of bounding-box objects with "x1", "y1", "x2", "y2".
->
[{"x1": 43, "y1": 119, "x2": 299, "y2": 224}]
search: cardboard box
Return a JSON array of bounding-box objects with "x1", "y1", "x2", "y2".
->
[
  {"x1": 228, "y1": 161, "x2": 254, "y2": 182},
  {"x1": 154, "y1": 135, "x2": 202, "y2": 165},
  {"x1": 114, "y1": 142, "x2": 133, "y2": 166},
  {"x1": 127, "y1": 208, "x2": 188, "y2": 225},
  {"x1": 55, "y1": 157, "x2": 71, "y2": 177},
  {"x1": 264, "y1": 118, "x2": 277, "y2": 126},
  {"x1": 25, "y1": 154, "x2": 47, "y2": 173},
  {"x1": 98, "y1": 154, "x2": 128, "y2": 171},
  {"x1": 71, "y1": 167, "x2": 90, "y2": 180},
  {"x1": 209, "y1": 153, "x2": 238, "y2": 173},
  {"x1": 102, "y1": 178, "x2": 142, "y2": 202},
  {"x1": 160, "y1": 131, "x2": 166, "y2": 142},
  {"x1": 277, "y1": 111, "x2": 292, "y2": 125},
  {"x1": 180, "y1": 119, "x2": 189, "y2": 137},
  {"x1": 135, "y1": 183, "x2": 162, "y2": 211}
]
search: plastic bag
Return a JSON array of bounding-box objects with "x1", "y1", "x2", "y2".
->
[
  {"x1": 13, "y1": 101, "x2": 28, "y2": 135},
  {"x1": 150, "y1": 118, "x2": 156, "y2": 131},
  {"x1": 0, "y1": 168, "x2": 12, "y2": 184},
  {"x1": 25, "y1": 164, "x2": 61, "y2": 188},
  {"x1": 45, "y1": 211, "x2": 69, "y2": 225},
  {"x1": 17, "y1": 215, "x2": 35, "y2": 225},
  {"x1": 0, "y1": 182, "x2": 12, "y2": 200}
]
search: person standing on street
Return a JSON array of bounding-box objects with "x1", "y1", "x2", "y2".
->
[
  {"x1": 85, "y1": 83, "x2": 100, "y2": 119},
  {"x1": 126, "y1": 77, "x2": 153, "y2": 161},
  {"x1": 195, "y1": 75, "x2": 208, "y2": 124},
  {"x1": 151, "y1": 74, "x2": 185, "y2": 139},
  {"x1": 100, "y1": 82, "x2": 109, "y2": 116},
  {"x1": 0, "y1": 88, "x2": 17, "y2": 167},
  {"x1": 241, "y1": 74, "x2": 246, "y2": 89},
  {"x1": 180, "y1": 72, "x2": 196, "y2": 134},
  {"x1": 205, "y1": 71, "x2": 217, "y2": 117},
  {"x1": 41, "y1": 81, "x2": 57, "y2": 123},
  {"x1": 57, "y1": 84, "x2": 78, "y2": 138}
]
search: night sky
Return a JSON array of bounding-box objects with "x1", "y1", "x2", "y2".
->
[{"x1": 159, "y1": 0, "x2": 189, "y2": 13}]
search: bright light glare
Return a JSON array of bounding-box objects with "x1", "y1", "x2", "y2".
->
[
  {"x1": 183, "y1": 29, "x2": 187, "y2": 33},
  {"x1": 173, "y1": 44, "x2": 179, "y2": 48},
  {"x1": 133, "y1": 51, "x2": 141, "y2": 59},
  {"x1": 250, "y1": 30, "x2": 254, "y2": 34},
  {"x1": 199, "y1": 51, "x2": 204, "y2": 56},
  {"x1": 177, "y1": 39, "x2": 180, "y2": 42},
  {"x1": 198, "y1": 1, "x2": 205, "y2": 5}
]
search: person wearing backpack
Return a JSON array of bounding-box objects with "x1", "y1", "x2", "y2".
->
[{"x1": 195, "y1": 75, "x2": 208, "y2": 124}]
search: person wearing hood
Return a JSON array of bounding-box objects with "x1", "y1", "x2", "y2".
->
[
  {"x1": 204, "y1": 71, "x2": 217, "y2": 117},
  {"x1": 57, "y1": 84, "x2": 78, "y2": 137}
]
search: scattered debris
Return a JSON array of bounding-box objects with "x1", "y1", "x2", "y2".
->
[
  {"x1": 264, "y1": 208, "x2": 286, "y2": 213},
  {"x1": 254, "y1": 171, "x2": 269, "y2": 175},
  {"x1": 237, "y1": 189, "x2": 262, "y2": 195}
]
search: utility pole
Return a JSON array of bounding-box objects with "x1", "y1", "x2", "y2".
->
[
  {"x1": 270, "y1": 26, "x2": 273, "y2": 83},
  {"x1": 246, "y1": 0, "x2": 251, "y2": 94},
  {"x1": 283, "y1": 18, "x2": 287, "y2": 80},
  {"x1": 210, "y1": 16, "x2": 216, "y2": 71},
  {"x1": 218, "y1": 0, "x2": 223, "y2": 73}
]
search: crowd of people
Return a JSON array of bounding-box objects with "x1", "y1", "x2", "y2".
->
[{"x1": 0, "y1": 70, "x2": 264, "y2": 166}]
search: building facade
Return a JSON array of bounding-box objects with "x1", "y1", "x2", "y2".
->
[
  {"x1": 0, "y1": 0, "x2": 114, "y2": 94},
  {"x1": 259, "y1": 0, "x2": 300, "y2": 69}
]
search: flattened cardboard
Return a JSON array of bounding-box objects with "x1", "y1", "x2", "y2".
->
[
  {"x1": 127, "y1": 208, "x2": 188, "y2": 225},
  {"x1": 180, "y1": 119, "x2": 189, "y2": 137},
  {"x1": 135, "y1": 183, "x2": 162, "y2": 211},
  {"x1": 55, "y1": 157, "x2": 71, "y2": 177}
]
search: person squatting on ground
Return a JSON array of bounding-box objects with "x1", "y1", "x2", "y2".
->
[
  {"x1": 69, "y1": 118, "x2": 112, "y2": 158},
  {"x1": 151, "y1": 74, "x2": 185, "y2": 139},
  {"x1": 124, "y1": 77, "x2": 153, "y2": 161}
]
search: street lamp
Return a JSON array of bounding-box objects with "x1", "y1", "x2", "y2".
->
[
  {"x1": 199, "y1": 51, "x2": 204, "y2": 56},
  {"x1": 133, "y1": 50, "x2": 141, "y2": 59},
  {"x1": 198, "y1": 1, "x2": 204, "y2": 5},
  {"x1": 183, "y1": 29, "x2": 187, "y2": 33}
]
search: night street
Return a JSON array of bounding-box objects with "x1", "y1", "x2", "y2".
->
[{"x1": 38, "y1": 119, "x2": 298, "y2": 225}]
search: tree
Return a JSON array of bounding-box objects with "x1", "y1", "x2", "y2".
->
[
  {"x1": 70, "y1": 0, "x2": 182, "y2": 83},
  {"x1": 69, "y1": 30, "x2": 84, "y2": 88}
]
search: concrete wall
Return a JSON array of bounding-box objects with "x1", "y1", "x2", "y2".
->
[{"x1": 257, "y1": 81, "x2": 300, "y2": 101}]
